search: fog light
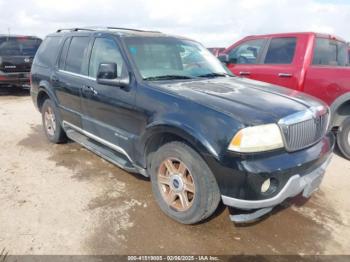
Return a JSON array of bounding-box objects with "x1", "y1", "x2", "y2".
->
[{"x1": 261, "y1": 179, "x2": 271, "y2": 193}]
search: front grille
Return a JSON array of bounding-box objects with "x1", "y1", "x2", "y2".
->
[{"x1": 279, "y1": 110, "x2": 329, "y2": 152}]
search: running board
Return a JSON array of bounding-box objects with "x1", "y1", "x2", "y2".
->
[{"x1": 66, "y1": 128, "x2": 139, "y2": 174}]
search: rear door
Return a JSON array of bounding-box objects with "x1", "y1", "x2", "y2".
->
[
  {"x1": 257, "y1": 37, "x2": 300, "y2": 90},
  {"x1": 225, "y1": 38, "x2": 267, "y2": 78},
  {"x1": 54, "y1": 35, "x2": 92, "y2": 128}
]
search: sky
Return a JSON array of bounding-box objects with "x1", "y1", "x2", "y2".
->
[{"x1": 0, "y1": 0, "x2": 349, "y2": 47}]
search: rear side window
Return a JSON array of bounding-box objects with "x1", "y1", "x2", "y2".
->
[
  {"x1": 312, "y1": 38, "x2": 348, "y2": 66},
  {"x1": 0, "y1": 37, "x2": 41, "y2": 56},
  {"x1": 65, "y1": 36, "x2": 90, "y2": 74},
  {"x1": 58, "y1": 37, "x2": 71, "y2": 69},
  {"x1": 228, "y1": 39, "x2": 266, "y2": 64},
  {"x1": 264, "y1": 37, "x2": 297, "y2": 64},
  {"x1": 34, "y1": 36, "x2": 62, "y2": 67}
]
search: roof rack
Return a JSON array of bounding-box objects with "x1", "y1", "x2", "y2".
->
[
  {"x1": 106, "y1": 27, "x2": 161, "y2": 33},
  {"x1": 56, "y1": 27, "x2": 161, "y2": 33},
  {"x1": 56, "y1": 28, "x2": 96, "y2": 33}
]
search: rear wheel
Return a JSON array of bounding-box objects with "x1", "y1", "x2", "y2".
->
[
  {"x1": 337, "y1": 117, "x2": 350, "y2": 160},
  {"x1": 41, "y1": 99, "x2": 67, "y2": 144},
  {"x1": 150, "y1": 141, "x2": 220, "y2": 224}
]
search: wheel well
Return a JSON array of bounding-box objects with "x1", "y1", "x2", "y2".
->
[
  {"x1": 37, "y1": 90, "x2": 50, "y2": 111},
  {"x1": 145, "y1": 132, "x2": 190, "y2": 169},
  {"x1": 332, "y1": 100, "x2": 350, "y2": 129}
]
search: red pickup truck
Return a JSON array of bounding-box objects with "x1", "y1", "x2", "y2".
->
[{"x1": 219, "y1": 32, "x2": 350, "y2": 159}]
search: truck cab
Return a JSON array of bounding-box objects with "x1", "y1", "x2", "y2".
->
[{"x1": 220, "y1": 32, "x2": 350, "y2": 159}]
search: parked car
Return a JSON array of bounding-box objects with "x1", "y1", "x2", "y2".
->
[
  {"x1": 218, "y1": 32, "x2": 350, "y2": 159},
  {"x1": 31, "y1": 28, "x2": 334, "y2": 224},
  {"x1": 0, "y1": 35, "x2": 42, "y2": 88},
  {"x1": 207, "y1": 47, "x2": 225, "y2": 56}
]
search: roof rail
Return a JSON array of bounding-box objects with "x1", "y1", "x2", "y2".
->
[
  {"x1": 56, "y1": 27, "x2": 161, "y2": 34},
  {"x1": 106, "y1": 27, "x2": 161, "y2": 33},
  {"x1": 56, "y1": 28, "x2": 96, "y2": 33}
]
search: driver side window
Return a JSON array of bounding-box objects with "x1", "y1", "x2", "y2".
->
[
  {"x1": 89, "y1": 38, "x2": 127, "y2": 78},
  {"x1": 228, "y1": 39, "x2": 266, "y2": 64}
]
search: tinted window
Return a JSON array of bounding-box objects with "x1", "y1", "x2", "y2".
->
[
  {"x1": 65, "y1": 36, "x2": 90, "y2": 74},
  {"x1": 264, "y1": 38, "x2": 296, "y2": 64},
  {"x1": 228, "y1": 39, "x2": 266, "y2": 64},
  {"x1": 89, "y1": 38, "x2": 127, "y2": 78},
  {"x1": 34, "y1": 36, "x2": 62, "y2": 67},
  {"x1": 313, "y1": 38, "x2": 348, "y2": 66},
  {"x1": 0, "y1": 37, "x2": 41, "y2": 56},
  {"x1": 58, "y1": 37, "x2": 71, "y2": 69}
]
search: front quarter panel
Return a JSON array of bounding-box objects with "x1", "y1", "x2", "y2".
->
[{"x1": 133, "y1": 82, "x2": 243, "y2": 168}]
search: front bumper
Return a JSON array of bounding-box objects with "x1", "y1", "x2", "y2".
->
[{"x1": 221, "y1": 154, "x2": 332, "y2": 210}]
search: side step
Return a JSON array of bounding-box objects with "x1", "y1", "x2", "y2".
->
[{"x1": 66, "y1": 128, "x2": 139, "y2": 174}]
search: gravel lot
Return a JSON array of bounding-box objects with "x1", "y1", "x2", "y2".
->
[{"x1": 0, "y1": 87, "x2": 350, "y2": 255}]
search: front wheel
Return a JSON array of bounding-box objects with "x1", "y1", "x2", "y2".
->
[
  {"x1": 149, "y1": 141, "x2": 221, "y2": 224},
  {"x1": 337, "y1": 117, "x2": 350, "y2": 160}
]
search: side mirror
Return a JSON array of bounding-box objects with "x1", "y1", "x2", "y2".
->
[
  {"x1": 218, "y1": 54, "x2": 229, "y2": 64},
  {"x1": 96, "y1": 63, "x2": 129, "y2": 88}
]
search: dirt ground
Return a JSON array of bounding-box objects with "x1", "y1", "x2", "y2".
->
[{"x1": 0, "y1": 87, "x2": 349, "y2": 255}]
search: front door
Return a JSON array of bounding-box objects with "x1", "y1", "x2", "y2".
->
[
  {"x1": 225, "y1": 38, "x2": 267, "y2": 79},
  {"x1": 80, "y1": 36, "x2": 138, "y2": 157}
]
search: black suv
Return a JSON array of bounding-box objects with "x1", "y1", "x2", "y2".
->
[
  {"x1": 31, "y1": 28, "x2": 334, "y2": 224},
  {"x1": 0, "y1": 35, "x2": 41, "y2": 87}
]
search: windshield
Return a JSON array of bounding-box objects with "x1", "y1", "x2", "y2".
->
[
  {"x1": 0, "y1": 37, "x2": 42, "y2": 56},
  {"x1": 123, "y1": 37, "x2": 232, "y2": 80}
]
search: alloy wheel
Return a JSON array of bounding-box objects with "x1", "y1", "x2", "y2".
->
[
  {"x1": 157, "y1": 158, "x2": 195, "y2": 212},
  {"x1": 44, "y1": 106, "x2": 56, "y2": 137}
]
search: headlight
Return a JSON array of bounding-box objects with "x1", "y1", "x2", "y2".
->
[{"x1": 228, "y1": 124, "x2": 284, "y2": 153}]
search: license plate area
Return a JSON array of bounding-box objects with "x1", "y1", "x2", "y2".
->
[{"x1": 302, "y1": 169, "x2": 325, "y2": 198}]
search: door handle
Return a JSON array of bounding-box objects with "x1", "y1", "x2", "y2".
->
[
  {"x1": 83, "y1": 85, "x2": 98, "y2": 95},
  {"x1": 278, "y1": 73, "x2": 292, "y2": 78},
  {"x1": 239, "y1": 71, "x2": 251, "y2": 76}
]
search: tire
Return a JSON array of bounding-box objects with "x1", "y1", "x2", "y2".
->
[
  {"x1": 337, "y1": 117, "x2": 350, "y2": 160},
  {"x1": 41, "y1": 99, "x2": 67, "y2": 144},
  {"x1": 149, "y1": 141, "x2": 221, "y2": 224}
]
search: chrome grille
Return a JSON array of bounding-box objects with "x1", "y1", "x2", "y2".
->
[{"x1": 279, "y1": 109, "x2": 329, "y2": 152}]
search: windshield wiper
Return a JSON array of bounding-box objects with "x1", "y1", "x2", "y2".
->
[
  {"x1": 197, "y1": 72, "x2": 232, "y2": 78},
  {"x1": 143, "y1": 75, "x2": 194, "y2": 81}
]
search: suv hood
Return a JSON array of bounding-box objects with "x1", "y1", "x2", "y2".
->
[{"x1": 154, "y1": 77, "x2": 325, "y2": 125}]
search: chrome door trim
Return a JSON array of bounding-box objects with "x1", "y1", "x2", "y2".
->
[{"x1": 59, "y1": 70, "x2": 96, "y2": 81}]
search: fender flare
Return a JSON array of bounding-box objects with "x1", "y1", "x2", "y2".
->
[
  {"x1": 37, "y1": 80, "x2": 59, "y2": 108},
  {"x1": 330, "y1": 92, "x2": 350, "y2": 127},
  {"x1": 140, "y1": 121, "x2": 220, "y2": 164}
]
